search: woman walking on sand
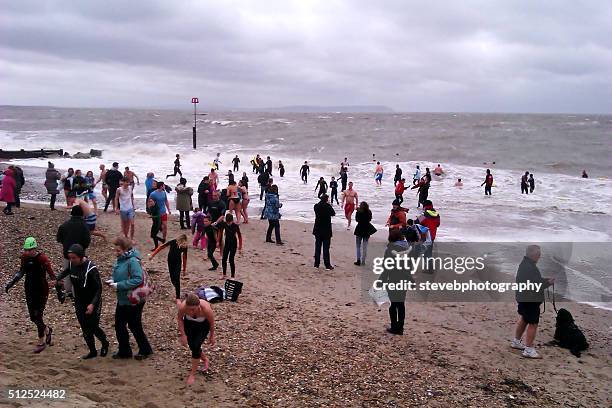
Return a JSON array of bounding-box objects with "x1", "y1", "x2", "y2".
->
[
  {"x1": 45, "y1": 162, "x2": 61, "y2": 210},
  {"x1": 263, "y1": 184, "x2": 283, "y2": 245},
  {"x1": 177, "y1": 293, "x2": 216, "y2": 385},
  {"x1": 353, "y1": 201, "x2": 376, "y2": 266},
  {"x1": 149, "y1": 234, "x2": 189, "y2": 302},
  {"x1": 4, "y1": 237, "x2": 56, "y2": 353},
  {"x1": 0, "y1": 168, "x2": 17, "y2": 215},
  {"x1": 106, "y1": 236, "x2": 153, "y2": 360}
]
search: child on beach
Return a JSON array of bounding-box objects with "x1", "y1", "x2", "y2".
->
[{"x1": 191, "y1": 208, "x2": 207, "y2": 250}]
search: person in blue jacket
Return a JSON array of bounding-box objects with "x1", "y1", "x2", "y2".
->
[
  {"x1": 106, "y1": 236, "x2": 153, "y2": 360},
  {"x1": 263, "y1": 185, "x2": 283, "y2": 245}
]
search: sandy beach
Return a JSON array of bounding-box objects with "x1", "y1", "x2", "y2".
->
[{"x1": 0, "y1": 201, "x2": 610, "y2": 407}]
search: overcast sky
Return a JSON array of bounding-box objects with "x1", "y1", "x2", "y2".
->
[{"x1": 1, "y1": 0, "x2": 611, "y2": 113}]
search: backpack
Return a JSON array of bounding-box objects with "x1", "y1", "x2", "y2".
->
[{"x1": 127, "y1": 257, "x2": 155, "y2": 305}]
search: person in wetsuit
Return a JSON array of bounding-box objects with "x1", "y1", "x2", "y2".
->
[
  {"x1": 202, "y1": 216, "x2": 219, "y2": 271},
  {"x1": 339, "y1": 167, "x2": 348, "y2": 191},
  {"x1": 521, "y1": 171, "x2": 529, "y2": 194},
  {"x1": 149, "y1": 234, "x2": 189, "y2": 303},
  {"x1": 218, "y1": 213, "x2": 243, "y2": 279},
  {"x1": 528, "y1": 173, "x2": 535, "y2": 193},
  {"x1": 166, "y1": 154, "x2": 182, "y2": 178},
  {"x1": 329, "y1": 176, "x2": 339, "y2": 205},
  {"x1": 315, "y1": 177, "x2": 328, "y2": 199},
  {"x1": 147, "y1": 197, "x2": 164, "y2": 250},
  {"x1": 300, "y1": 161, "x2": 310, "y2": 184},
  {"x1": 56, "y1": 244, "x2": 109, "y2": 359},
  {"x1": 232, "y1": 155, "x2": 240, "y2": 172},
  {"x1": 394, "y1": 164, "x2": 402, "y2": 186},
  {"x1": 278, "y1": 161, "x2": 285, "y2": 177},
  {"x1": 5, "y1": 237, "x2": 56, "y2": 353}
]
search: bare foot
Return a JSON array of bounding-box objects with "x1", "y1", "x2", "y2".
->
[
  {"x1": 186, "y1": 374, "x2": 195, "y2": 385},
  {"x1": 200, "y1": 355, "x2": 209, "y2": 372}
]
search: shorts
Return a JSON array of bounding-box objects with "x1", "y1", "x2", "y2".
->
[
  {"x1": 88, "y1": 192, "x2": 96, "y2": 200},
  {"x1": 375, "y1": 173, "x2": 383, "y2": 181},
  {"x1": 84, "y1": 213, "x2": 97, "y2": 231},
  {"x1": 517, "y1": 302, "x2": 541, "y2": 325},
  {"x1": 161, "y1": 213, "x2": 168, "y2": 222},
  {"x1": 344, "y1": 203, "x2": 355, "y2": 218},
  {"x1": 120, "y1": 208, "x2": 135, "y2": 221}
]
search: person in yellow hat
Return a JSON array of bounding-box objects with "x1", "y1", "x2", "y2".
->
[{"x1": 4, "y1": 237, "x2": 56, "y2": 353}]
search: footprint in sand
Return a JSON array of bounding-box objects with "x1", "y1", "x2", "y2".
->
[
  {"x1": 82, "y1": 392, "x2": 110, "y2": 403},
  {"x1": 108, "y1": 377, "x2": 127, "y2": 386}
]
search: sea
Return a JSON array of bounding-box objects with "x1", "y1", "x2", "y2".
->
[{"x1": 1, "y1": 106, "x2": 611, "y2": 307}]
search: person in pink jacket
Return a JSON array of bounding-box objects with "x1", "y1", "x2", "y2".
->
[{"x1": 0, "y1": 168, "x2": 16, "y2": 215}]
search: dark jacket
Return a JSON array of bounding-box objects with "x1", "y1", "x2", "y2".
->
[
  {"x1": 45, "y1": 167, "x2": 61, "y2": 194},
  {"x1": 354, "y1": 209, "x2": 377, "y2": 238},
  {"x1": 515, "y1": 256, "x2": 551, "y2": 303},
  {"x1": 12, "y1": 166, "x2": 25, "y2": 192},
  {"x1": 105, "y1": 169, "x2": 123, "y2": 189},
  {"x1": 379, "y1": 241, "x2": 412, "y2": 302},
  {"x1": 57, "y1": 259, "x2": 102, "y2": 308},
  {"x1": 312, "y1": 201, "x2": 335, "y2": 239},
  {"x1": 57, "y1": 216, "x2": 91, "y2": 259}
]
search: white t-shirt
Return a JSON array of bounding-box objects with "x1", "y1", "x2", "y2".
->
[{"x1": 117, "y1": 186, "x2": 133, "y2": 211}]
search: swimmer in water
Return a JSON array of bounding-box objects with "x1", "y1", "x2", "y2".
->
[
  {"x1": 300, "y1": 161, "x2": 310, "y2": 184},
  {"x1": 454, "y1": 178, "x2": 463, "y2": 187},
  {"x1": 278, "y1": 161, "x2": 285, "y2": 177},
  {"x1": 374, "y1": 162, "x2": 384, "y2": 186},
  {"x1": 433, "y1": 164, "x2": 444, "y2": 176},
  {"x1": 582, "y1": 170, "x2": 588, "y2": 178},
  {"x1": 521, "y1": 171, "x2": 529, "y2": 194}
]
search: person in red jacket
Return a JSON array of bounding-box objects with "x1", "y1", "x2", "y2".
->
[
  {"x1": 418, "y1": 200, "x2": 440, "y2": 274},
  {"x1": 394, "y1": 178, "x2": 406, "y2": 204},
  {"x1": 0, "y1": 168, "x2": 16, "y2": 215},
  {"x1": 386, "y1": 199, "x2": 408, "y2": 229}
]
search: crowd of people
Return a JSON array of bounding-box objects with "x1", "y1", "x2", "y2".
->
[{"x1": 0, "y1": 151, "x2": 578, "y2": 388}]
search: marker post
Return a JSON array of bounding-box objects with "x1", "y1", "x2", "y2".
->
[{"x1": 192, "y1": 97, "x2": 199, "y2": 149}]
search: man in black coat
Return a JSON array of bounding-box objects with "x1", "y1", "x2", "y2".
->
[
  {"x1": 313, "y1": 194, "x2": 335, "y2": 270},
  {"x1": 56, "y1": 205, "x2": 91, "y2": 295},
  {"x1": 512, "y1": 245, "x2": 554, "y2": 359},
  {"x1": 56, "y1": 244, "x2": 109, "y2": 359},
  {"x1": 103, "y1": 162, "x2": 123, "y2": 212}
]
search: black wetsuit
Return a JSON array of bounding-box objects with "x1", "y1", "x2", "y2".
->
[
  {"x1": 300, "y1": 165, "x2": 310, "y2": 183},
  {"x1": 56, "y1": 260, "x2": 108, "y2": 354},
  {"x1": 316, "y1": 180, "x2": 328, "y2": 199},
  {"x1": 103, "y1": 169, "x2": 123, "y2": 211},
  {"x1": 204, "y1": 225, "x2": 219, "y2": 269},
  {"x1": 266, "y1": 159, "x2": 273, "y2": 175},
  {"x1": 241, "y1": 175, "x2": 249, "y2": 190},
  {"x1": 418, "y1": 182, "x2": 430, "y2": 206},
  {"x1": 232, "y1": 157, "x2": 240, "y2": 172},
  {"x1": 279, "y1": 164, "x2": 285, "y2": 177},
  {"x1": 5, "y1": 253, "x2": 55, "y2": 338},
  {"x1": 207, "y1": 199, "x2": 226, "y2": 224},
  {"x1": 394, "y1": 167, "x2": 402, "y2": 186},
  {"x1": 529, "y1": 176, "x2": 535, "y2": 193},
  {"x1": 521, "y1": 175, "x2": 529, "y2": 194},
  {"x1": 167, "y1": 158, "x2": 182, "y2": 178},
  {"x1": 221, "y1": 223, "x2": 241, "y2": 278},
  {"x1": 340, "y1": 171, "x2": 348, "y2": 191},
  {"x1": 166, "y1": 240, "x2": 187, "y2": 299},
  {"x1": 330, "y1": 180, "x2": 339, "y2": 204}
]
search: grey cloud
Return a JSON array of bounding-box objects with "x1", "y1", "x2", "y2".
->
[{"x1": 0, "y1": 0, "x2": 610, "y2": 113}]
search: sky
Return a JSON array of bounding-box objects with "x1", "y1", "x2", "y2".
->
[{"x1": 1, "y1": 0, "x2": 611, "y2": 113}]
